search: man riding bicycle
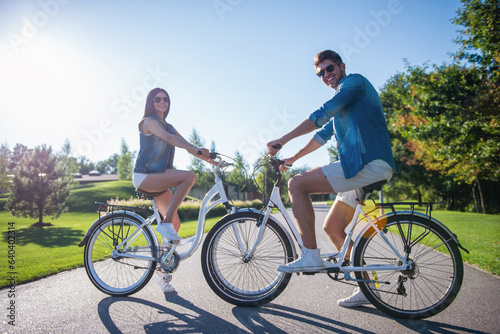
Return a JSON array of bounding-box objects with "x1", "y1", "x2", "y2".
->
[{"x1": 267, "y1": 50, "x2": 397, "y2": 307}]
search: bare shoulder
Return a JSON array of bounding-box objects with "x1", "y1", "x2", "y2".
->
[{"x1": 140, "y1": 117, "x2": 159, "y2": 134}]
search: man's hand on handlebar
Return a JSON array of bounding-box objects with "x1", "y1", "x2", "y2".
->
[{"x1": 279, "y1": 158, "x2": 293, "y2": 171}]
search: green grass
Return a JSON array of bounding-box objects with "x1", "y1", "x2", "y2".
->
[
  {"x1": 432, "y1": 210, "x2": 500, "y2": 275},
  {"x1": 0, "y1": 210, "x2": 221, "y2": 288},
  {"x1": 66, "y1": 180, "x2": 138, "y2": 212},
  {"x1": 357, "y1": 201, "x2": 500, "y2": 275}
]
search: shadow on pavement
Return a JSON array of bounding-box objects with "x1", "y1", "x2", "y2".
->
[
  {"x1": 97, "y1": 294, "x2": 488, "y2": 333},
  {"x1": 98, "y1": 294, "x2": 243, "y2": 333}
]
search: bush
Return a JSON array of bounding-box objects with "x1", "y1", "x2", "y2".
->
[{"x1": 107, "y1": 197, "x2": 264, "y2": 222}]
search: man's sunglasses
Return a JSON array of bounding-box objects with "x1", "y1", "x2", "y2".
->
[
  {"x1": 154, "y1": 97, "x2": 169, "y2": 103},
  {"x1": 316, "y1": 63, "x2": 340, "y2": 78}
]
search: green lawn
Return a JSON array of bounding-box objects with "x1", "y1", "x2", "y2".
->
[
  {"x1": 0, "y1": 210, "x2": 221, "y2": 288},
  {"x1": 1, "y1": 183, "x2": 498, "y2": 289}
]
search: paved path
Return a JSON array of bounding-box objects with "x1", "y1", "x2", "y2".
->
[{"x1": 1, "y1": 204, "x2": 499, "y2": 333}]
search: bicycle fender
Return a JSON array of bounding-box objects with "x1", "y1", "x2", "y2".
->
[
  {"x1": 351, "y1": 211, "x2": 469, "y2": 257},
  {"x1": 78, "y1": 211, "x2": 158, "y2": 249}
]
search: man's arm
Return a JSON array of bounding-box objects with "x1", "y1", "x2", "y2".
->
[
  {"x1": 280, "y1": 137, "x2": 322, "y2": 169},
  {"x1": 267, "y1": 119, "x2": 316, "y2": 156}
]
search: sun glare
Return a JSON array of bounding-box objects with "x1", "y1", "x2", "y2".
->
[{"x1": 1, "y1": 38, "x2": 79, "y2": 119}]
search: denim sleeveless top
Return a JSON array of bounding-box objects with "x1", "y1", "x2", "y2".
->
[{"x1": 133, "y1": 114, "x2": 175, "y2": 174}]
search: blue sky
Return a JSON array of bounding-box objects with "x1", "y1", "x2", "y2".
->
[{"x1": 0, "y1": 0, "x2": 462, "y2": 171}]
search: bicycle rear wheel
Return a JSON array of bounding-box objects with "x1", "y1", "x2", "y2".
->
[
  {"x1": 354, "y1": 214, "x2": 463, "y2": 319},
  {"x1": 84, "y1": 213, "x2": 157, "y2": 296},
  {"x1": 201, "y1": 211, "x2": 294, "y2": 307}
]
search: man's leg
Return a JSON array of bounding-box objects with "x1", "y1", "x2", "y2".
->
[
  {"x1": 278, "y1": 167, "x2": 336, "y2": 273},
  {"x1": 288, "y1": 167, "x2": 336, "y2": 249},
  {"x1": 323, "y1": 198, "x2": 355, "y2": 257}
]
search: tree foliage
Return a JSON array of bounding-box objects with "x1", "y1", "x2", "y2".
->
[
  {"x1": 6, "y1": 145, "x2": 71, "y2": 226},
  {"x1": 453, "y1": 0, "x2": 500, "y2": 80},
  {"x1": 188, "y1": 128, "x2": 213, "y2": 190},
  {"x1": 226, "y1": 150, "x2": 249, "y2": 187},
  {"x1": 117, "y1": 138, "x2": 134, "y2": 180},
  {"x1": 0, "y1": 144, "x2": 11, "y2": 192},
  {"x1": 58, "y1": 139, "x2": 79, "y2": 175}
]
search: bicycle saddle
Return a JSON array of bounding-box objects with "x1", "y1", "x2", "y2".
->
[
  {"x1": 136, "y1": 188, "x2": 169, "y2": 200},
  {"x1": 355, "y1": 180, "x2": 388, "y2": 203}
]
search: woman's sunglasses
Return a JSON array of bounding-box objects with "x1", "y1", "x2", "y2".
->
[
  {"x1": 316, "y1": 63, "x2": 340, "y2": 78},
  {"x1": 154, "y1": 97, "x2": 169, "y2": 103}
]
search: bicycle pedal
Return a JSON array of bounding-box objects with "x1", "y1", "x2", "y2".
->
[{"x1": 302, "y1": 272, "x2": 317, "y2": 276}]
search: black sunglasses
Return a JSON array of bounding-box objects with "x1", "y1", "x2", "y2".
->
[
  {"x1": 154, "y1": 97, "x2": 169, "y2": 103},
  {"x1": 316, "y1": 63, "x2": 340, "y2": 78}
]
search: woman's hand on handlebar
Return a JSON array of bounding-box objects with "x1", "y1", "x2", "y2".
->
[
  {"x1": 195, "y1": 148, "x2": 217, "y2": 166},
  {"x1": 266, "y1": 140, "x2": 282, "y2": 156}
]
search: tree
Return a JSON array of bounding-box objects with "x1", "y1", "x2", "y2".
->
[
  {"x1": 96, "y1": 154, "x2": 119, "y2": 174},
  {"x1": 9, "y1": 143, "x2": 28, "y2": 171},
  {"x1": 78, "y1": 156, "x2": 95, "y2": 175},
  {"x1": 0, "y1": 144, "x2": 11, "y2": 192},
  {"x1": 6, "y1": 145, "x2": 71, "y2": 227},
  {"x1": 117, "y1": 138, "x2": 134, "y2": 180},
  {"x1": 58, "y1": 139, "x2": 79, "y2": 175},
  {"x1": 453, "y1": 0, "x2": 500, "y2": 81},
  {"x1": 188, "y1": 129, "x2": 213, "y2": 192},
  {"x1": 381, "y1": 62, "x2": 499, "y2": 212},
  {"x1": 226, "y1": 150, "x2": 249, "y2": 200}
]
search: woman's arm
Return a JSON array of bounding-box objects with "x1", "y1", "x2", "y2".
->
[{"x1": 142, "y1": 118, "x2": 211, "y2": 161}]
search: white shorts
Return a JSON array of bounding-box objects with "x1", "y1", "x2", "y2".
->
[
  {"x1": 132, "y1": 172, "x2": 149, "y2": 189},
  {"x1": 321, "y1": 160, "x2": 394, "y2": 208}
]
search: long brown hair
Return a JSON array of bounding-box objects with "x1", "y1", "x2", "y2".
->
[{"x1": 142, "y1": 88, "x2": 171, "y2": 120}]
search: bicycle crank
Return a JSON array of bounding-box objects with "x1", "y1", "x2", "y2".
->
[{"x1": 160, "y1": 250, "x2": 180, "y2": 273}]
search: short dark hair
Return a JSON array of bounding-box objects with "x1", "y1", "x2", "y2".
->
[
  {"x1": 143, "y1": 88, "x2": 170, "y2": 120},
  {"x1": 314, "y1": 50, "x2": 343, "y2": 67}
]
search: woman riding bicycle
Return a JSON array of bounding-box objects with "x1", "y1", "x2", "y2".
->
[{"x1": 132, "y1": 87, "x2": 215, "y2": 292}]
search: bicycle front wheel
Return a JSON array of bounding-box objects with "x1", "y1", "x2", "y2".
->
[
  {"x1": 84, "y1": 213, "x2": 157, "y2": 296},
  {"x1": 201, "y1": 211, "x2": 294, "y2": 307},
  {"x1": 354, "y1": 214, "x2": 464, "y2": 319}
]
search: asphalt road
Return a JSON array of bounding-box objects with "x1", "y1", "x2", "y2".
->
[{"x1": 1, "y1": 204, "x2": 499, "y2": 333}]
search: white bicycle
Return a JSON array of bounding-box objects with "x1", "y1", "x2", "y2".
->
[
  {"x1": 80, "y1": 153, "x2": 237, "y2": 297},
  {"x1": 200, "y1": 155, "x2": 469, "y2": 319}
]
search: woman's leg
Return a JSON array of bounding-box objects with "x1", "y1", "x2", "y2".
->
[
  {"x1": 153, "y1": 190, "x2": 181, "y2": 231},
  {"x1": 139, "y1": 169, "x2": 196, "y2": 222}
]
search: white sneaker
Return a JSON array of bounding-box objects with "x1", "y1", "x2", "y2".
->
[
  {"x1": 337, "y1": 286, "x2": 380, "y2": 308},
  {"x1": 155, "y1": 271, "x2": 175, "y2": 293},
  {"x1": 278, "y1": 247, "x2": 335, "y2": 273},
  {"x1": 156, "y1": 223, "x2": 180, "y2": 242}
]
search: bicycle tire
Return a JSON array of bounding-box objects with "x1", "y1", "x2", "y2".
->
[
  {"x1": 201, "y1": 211, "x2": 294, "y2": 307},
  {"x1": 84, "y1": 213, "x2": 157, "y2": 296},
  {"x1": 354, "y1": 214, "x2": 464, "y2": 319}
]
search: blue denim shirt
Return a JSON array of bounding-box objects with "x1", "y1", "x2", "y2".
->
[
  {"x1": 309, "y1": 74, "x2": 397, "y2": 179},
  {"x1": 133, "y1": 114, "x2": 176, "y2": 174}
]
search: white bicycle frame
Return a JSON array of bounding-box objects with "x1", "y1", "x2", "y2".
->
[
  {"x1": 245, "y1": 180, "x2": 411, "y2": 279},
  {"x1": 108, "y1": 157, "x2": 232, "y2": 263}
]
